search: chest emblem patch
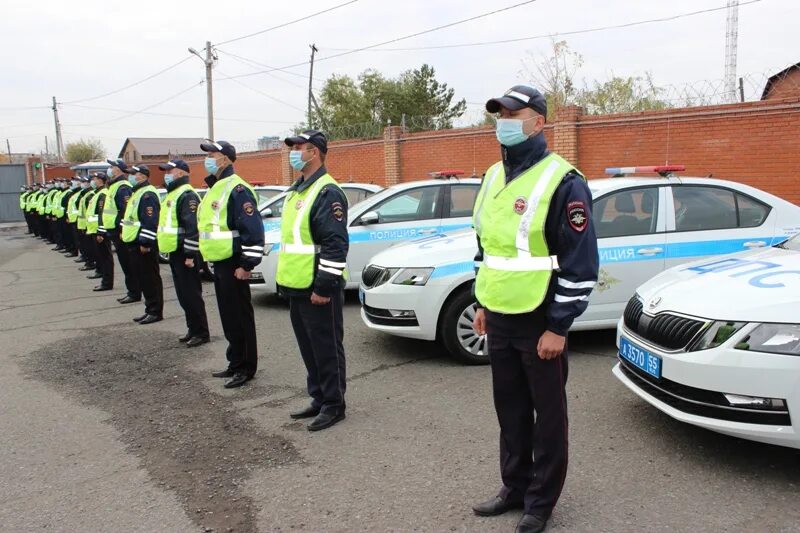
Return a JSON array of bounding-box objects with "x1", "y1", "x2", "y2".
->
[{"x1": 513, "y1": 197, "x2": 527, "y2": 215}]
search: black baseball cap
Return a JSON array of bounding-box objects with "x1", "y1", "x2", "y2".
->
[
  {"x1": 79, "y1": 176, "x2": 90, "y2": 183},
  {"x1": 486, "y1": 85, "x2": 548, "y2": 119},
  {"x1": 106, "y1": 159, "x2": 129, "y2": 172},
  {"x1": 284, "y1": 129, "x2": 328, "y2": 154},
  {"x1": 200, "y1": 140, "x2": 237, "y2": 162},
  {"x1": 92, "y1": 172, "x2": 108, "y2": 181},
  {"x1": 128, "y1": 164, "x2": 150, "y2": 177},
  {"x1": 158, "y1": 159, "x2": 191, "y2": 173}
]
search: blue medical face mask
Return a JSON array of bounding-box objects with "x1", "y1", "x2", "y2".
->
[
  {"x1": 204, "y1": 157, "x2": 218, "y2": 175},
  {"x1": 164, "y1": 173, "x2": 175, "y2": 185},
  {"x1": 90, "y1": 180, "x2": 98, "y2": 190},
  {"x1": 289, "y1": 149, "x2": 310, "y2": 171},
  {"x1": 128, "y1": 175, "x2": 138, "y2": 186},
  {"x1": 495, "y1": 116, "x2": 538, "y2": 147}
]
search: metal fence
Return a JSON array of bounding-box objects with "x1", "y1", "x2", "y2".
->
[{"x1": 0, "y1": 164, "x2": 26, "y2": 223}]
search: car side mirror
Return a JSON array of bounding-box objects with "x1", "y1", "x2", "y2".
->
[
  {"x1": 359, "y1": 211, "x2": 380, "y2": 225},
  {"x1": 261, "y1": 208, "x2": 273, "y2": 218}
]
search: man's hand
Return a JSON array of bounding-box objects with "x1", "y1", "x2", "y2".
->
[
  {"x1": 139, "y1": 246, "x2": 150, "y2": 254},
  {"x1": 184, "y1": 258, "x2": 195, "y2": 268},
  {"x1": 473, "y1": 307, "x2": 487, "y2": 336},
  {"x1": 537, "y1": 330, "x2": 566, "y2": 360},
  {"x1": 96, "y1": 235, "x2": 103, "y2": 243},
  {"x1": 234, "y1": 267, "x2": 251, "y2": 280},
  {"x1": 310, "y1": 292, "x2": 331, "y2": 306}
]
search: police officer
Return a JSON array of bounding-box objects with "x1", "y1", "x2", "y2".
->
[
  {"x1": 36, "y1": 182, "x2": 50, "y2": 240},
  {"x1": 61, "y1": 177, "x2": 82, "y2": 257},
  {"x1": 44, "y1": 180, "x2": 60, "y2": 245},
  {"x1": 77, "y1": 176, "x2": 98, "y2": 271},
  {"x1": 122, "y1": 165, "x2": 163, "y2": 324},
  {"x1": 53, "y1": 178, "x2": 70, "y2": 253},
  {"x1": 470, "y1": 86, "x2": 599, "y2": 533},
  {"x1": 157, "y1": 159, "x2": 210, "y2": 347},
  {"x1": 198, "y1": 140, "x2": 264, "y2": 388},
  {"x1": 102, "y1": 159, "x2": 141, "y2": 304},
  {"x1": 20, "y1": 186, "x2": 33, "y2": 234},
  {"x1": 88, "y1": 172, "x2": 114, "y2": 291},
  {"x1": 278, "y1": 130, "x2": 349, "y2": 432}
]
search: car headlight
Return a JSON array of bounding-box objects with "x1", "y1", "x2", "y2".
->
[
  {"x1": 391, "y1": 267, "x2": 434, "y2": 286},
  {"x1": 690, "y1": 321, "x2": 747, "y2": 351},
  {"x1": 735, "y1": 323, "x2": 800, "y2": 355}
]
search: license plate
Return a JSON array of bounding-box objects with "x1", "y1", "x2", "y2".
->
[
  {"x1": 619, "y1": 336, "x2": 662, "y2": 379},
  {"x1": 358, "y1": 287, "x2": 365, "y2": 305}
]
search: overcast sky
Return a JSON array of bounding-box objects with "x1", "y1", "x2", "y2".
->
[{"x1": 1, "y1": 0, "x2": 796, "y2": 157}]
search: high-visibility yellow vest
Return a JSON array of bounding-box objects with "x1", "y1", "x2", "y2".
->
[
  {"x1": 121, "y1": 184, "x2": 158, "y2": 243},
  {"x1": 101, "y1": 180, "x2": 132, "y2": 230},
  {"x1": 45, "y1": 190, "x2": 58, "y2": 215},
  {"x1": 86, "y1": 189, "x2": 108, "y2": 235},
  {"x1": 19, "y1": 191, "x2": 29, "y2": 210},
  {"x1": 473, "y1": 153, "x2": 582, "y2": 314},
  {"x1": 157, "y1": 184, "x2": 194, "y2": 253},
  {"x1": 67, "y1": 190, "x2": 82, "y2": 223},
  {"x1": 26, "y1": 192, "x2": 39, "y2": 212},
  {"x1": 37, "y1": 192, "x2": 47, "y2": 215},
  {"x1": 197, "y1": 174, "x2": 255, "y2": 262},
  {"x1": 77, "y1": 190, "x2": 95, "y2": 231},
  {"x1": 276, "y1": 174, "x2": 344, "y2": 289}
]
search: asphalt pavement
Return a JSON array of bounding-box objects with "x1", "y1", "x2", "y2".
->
[{"x1": 0, "y1": 226, "x2": 798, "y2": 533}]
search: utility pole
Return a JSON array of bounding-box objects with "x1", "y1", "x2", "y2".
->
[
  {"x1": 189, "y1": 42, "x2": 217, "y2": 139},
  {"x1": 6, "y1": 139, "x2": 11, "y2": 163},
  {"x1": 724, "y1": 0, "x2": 740, "y2": 104},
  {"x1": 45, "y1": 136, "x2": 49, "y2": 159},
  {"x1": 308, "y1": 43, "x2": 318, "y2": 128},
  {"x1": 52, "y1": 96, "x2": 64, "y2": 162}
]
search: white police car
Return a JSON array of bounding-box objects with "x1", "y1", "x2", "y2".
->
[
  {"x1": 250, "y1": 174, "x2": 482, "y2": 291},
  {"x1": 614, "y1": 233, "x2": 800, "y2": 449},
  {"x1": 254, "y1": 185, "x2": 288, "y2": 208},
  {"x1": 360, "y1": 166, "x2": 800, "y2": 364}
]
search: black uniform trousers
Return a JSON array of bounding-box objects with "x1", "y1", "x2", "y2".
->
[
  {"x1": 212, "y1": 257, "x2": 257, "y2": 376},
  {"x1": 169, "y1": 250, "x2": 209, "y2": 339},
  {"x1": 111, "y1": 232, "x2": 141, "y2": 299},
  {"x1": 289, "y1": 289, "x2": 346, "y2": 416},
  {"x1": 80, "y1": 231, "x2": 95, "y2": 266},
  {"x1": 486, "y1": 310, "x2": 569, "y2": 519},
  {"x1": 129, "y1": 245, "x2": 163, "y2": 317},
  {"x1": 94, "y1": 234, "x2": 114, "y2": 288},
  {"x1": 68, "y1": 223, "x2": 80, "y2": 254}
]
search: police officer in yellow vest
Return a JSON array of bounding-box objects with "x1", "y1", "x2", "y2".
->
[
  {"x1": 279, "y1": 130, "x2": 349, "y2": 432},
  {"x1": 62, "y1": 177, "x2": 82, "y2": 257},
  {"x1": 157, "y1": 159, "x2": 209, "y2": 347},
  {"x1": 102, "y1": 159, "x2": 141, "y2": 304},
  {"x1": 470, "y1": 86, "x2": 599, "y2": 533},
  {"x1": 122, "y1": 165, "x2": 164, "y2": 325},
  {"x1": 77, "y1": 176, "x2": 99, "y2": 272},
  {"x1": 20, "y1": 185, "x2": 33, "y2": 235},
  {"x1": 88, "y1": 172, "x2": 115, "y2": 291},
  {"x1": 199, "y1": 140, "x2": 265, "y2": 389}
]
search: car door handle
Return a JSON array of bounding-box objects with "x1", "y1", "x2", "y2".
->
[
  {"x1": 636, "y1": 247, "x2": 663, "y2": 256},
  {"x1": 417, "y1": 229, "x2": 437, "y2": 235},
  {"x1": 743, "y1": 241, "x2": 767, "y2": 248}
]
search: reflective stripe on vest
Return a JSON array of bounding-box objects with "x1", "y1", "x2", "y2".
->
[
  {"x1": 121, "y1": 184, "x2": 157, "y2": 243},
  {"x1": 197, "y1": 174, "x2": 254, "y2": 262},
  {"x1": 275, "y1": 174, "x2": 341, "y2": 289},
  {"x1": 77, "y1": 190, "x2": 95, "y2": 230},
  {"x1": 86, "y1": 189, "x2": 108, "y2": 235},
  {"x1": 67, "y1": 191, "x2": 81, "y2": 223},
  {"x1": 157, "y1": 184, "x2": 193, "y2": 253},
  {"x1": 101, "y1": 181, "x2": 131, "y2": 230},
  {"x1": 473, "y1": 153, "x2": 582, "y2": 314}
]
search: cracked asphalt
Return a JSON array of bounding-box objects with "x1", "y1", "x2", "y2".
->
[{"x1": 1, "y1": 226, "x2": 799, "y2": 533}]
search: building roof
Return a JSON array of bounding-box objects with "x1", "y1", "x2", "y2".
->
[
  {"x1": 761, "y1": 62, "x2": 800, "y2": 100},
  {"x1": 118, "y1": 137, "x2": 207, "y2": 158}
]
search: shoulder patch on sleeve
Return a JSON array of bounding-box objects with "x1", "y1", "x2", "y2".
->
[
  {"x1": 567, "y1": 201, "x2": 588, "y2": 232},
  {"x1": 145, "y1": 206, "x2": 154, "y2": 217},
  {"x1": 188, "y1": 199, "x2": 198, "y2": 212},
  {"x1": 243, "y1": 201, "x2": 255, "y2": 216},
  {"x1": 331, "y1": 201, "x2": 344, "y2": 222}
]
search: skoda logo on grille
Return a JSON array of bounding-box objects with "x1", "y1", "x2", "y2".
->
[{"x1": 648, "y1": 296, "x2": 662, "y2": 310}]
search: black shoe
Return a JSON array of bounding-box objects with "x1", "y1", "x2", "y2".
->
[
  {"x1": 178, "y1": 332, "x2": 192, "y2": 343},
  {"x1": 52, "y1": 247, "x2": 63, "y2": 251},
  {"x1": 472, "y1": 495, "x2": 524, "y2": 517},
  {"x1": 186, "y1": 336, "x2": 210, "y2": 348},
  {"x1": 138, "y1": 314, "x2": 163, "y2": 325},
  {"x1": 79, "y1": 265, "x2": 95, "y2": 271},
  {"x1": 516, "y1": 514, "x2": 548, "y2": 533},
  {"x1": 307, "y1": 411, "x2": 345, "y2": 432},
  {"x1": 93, "y1": 285, "x2": 112, "y2": 292},
  {"x1": 223, "y1": 373, "x2": 252, "y2": 389},
  {"x1": 133, "y1": 314, "x2": 148, "y2": 323},
  {"x1": 74, "y1": 257, "x2": 87, "y2": 263},
  {"x1": 212, "y1": 369, "x2": 235, "y2": 378},
  {"x1": 118, "y1": 296, "x2": 141, "y2": 304},
  {"x1": 65, "y1": 252, "x2": 78, "y2": 257},
  {"x1": 87, "y1": 273, "x2": 103, "y2": 279},
  {"x1": 290, "y1": 405, "x2": 321, "y2": 420}
]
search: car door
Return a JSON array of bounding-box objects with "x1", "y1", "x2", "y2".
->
[
  {"x1": 584, "y1": 186, "x2": 668, "y2": 324},
  {"x1": 348, "y1": 184, "x2": 445, "y2": 286},
  {"x1": 664, "y1": 184, "x2": 775, "y2": 270},
  {"x1": 443, "y1": 182, "x2": 481, "y2": 233}
]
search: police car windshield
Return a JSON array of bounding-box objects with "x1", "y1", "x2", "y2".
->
[{"x1": 778, "y1": 233, "x2": 799, "y2": 251}]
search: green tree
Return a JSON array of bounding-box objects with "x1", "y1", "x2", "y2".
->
[
  {"x1": 577, "y1": 74, "x2": 671, "y2": 114},
  {"x1": 313, "y1": 64, "x2": 466, "y2": 139},
  {"x1": 65, "y1": 139, "x2": 105, "y2": 163},
  {"x1": 520, "y1": 39, "x2": 583, "y2": 121}
]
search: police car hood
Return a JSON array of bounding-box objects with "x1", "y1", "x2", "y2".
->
[
  {"x1": 369, "y1": 228, "x2": 477, "y2": 269},
  {"x1": 636, "y1": 246, "x2": 800, "y2": 323}
]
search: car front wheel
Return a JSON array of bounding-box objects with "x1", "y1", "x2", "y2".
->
[{"x1": 440, "y1": 288, "x2": 489, "y2": 365}]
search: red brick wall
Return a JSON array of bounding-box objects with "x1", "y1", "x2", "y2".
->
[{"x1": 764, "y1": 69, "x2": 800, "y2": 100}]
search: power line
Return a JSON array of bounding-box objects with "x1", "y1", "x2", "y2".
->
[
  {"x1": 61, "y1": 56, "x2": 194, "y2": 104},
  {"x1": 61, "y1": 103, "x2": 298, "y2": 124},
  {"x1": 217, "y1": 0, "x2": 541, "y2": 82},
  {"x1": 214, "y1": 0, "x2": 360, "y2": 46},
  {"x1": 321, "y1": 0, "x2": 764, "y2": 52},
  {"x1": 215, "y1": 50, "x2": 312, "y2": 88},
  {"x1": 214, "y1": 68, "x2": 307, "y2": 112}
]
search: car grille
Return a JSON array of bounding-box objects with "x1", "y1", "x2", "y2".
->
[
  {"x1": 362, "y1": 265, "x2": 388, "y2": 289},
  {"x1": 623, "y1": 296, "x2": 706, "y2": 351},
  {"x1": 619, "y1": 359, "x2": 791, "y2": 426}
]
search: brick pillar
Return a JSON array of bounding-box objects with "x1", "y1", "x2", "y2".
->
[
  {"x1": 383, "y1": 125, "x2": 402, "y2": 186},
  {"x1": 280, "y1": 146, "x2": 294, "y2": 185},
  {"x1": 552, "y1": 105, "x2": 582, "y2": 167}
]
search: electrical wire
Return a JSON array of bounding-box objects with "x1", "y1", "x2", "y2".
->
[
  {"x1": 215, "y1": 49, "x2": 315, "y2": 87},
  {"x1": 214, "y1": 69, "x2": 307, "y2": 112},
  {"x1": 214, "y1": 0, "x2": 360, "y2": 46},
  {"x1": 61, "y1": 103, "x2": 298, "y2": 124}
]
